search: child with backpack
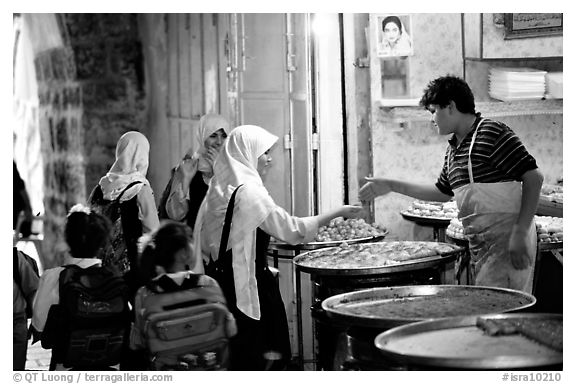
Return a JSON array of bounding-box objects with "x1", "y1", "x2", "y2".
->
[
  {"x1": 130, "y1": 221, "x2": 237, "y2": 371},
  {"x1": 32, "y1": 204, "x2": 131, "y2": 370}
]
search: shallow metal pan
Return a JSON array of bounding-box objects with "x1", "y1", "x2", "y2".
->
[
  {"x1": 293, "y1": 241, "x2": 464, "y2": 276},
  {"x1": 400, "y1": 211, "x2": 452, "y2": 225},
  {"x1": 538, "y1": 241, "x2": 563, "y2": 251},
  {"x1": 374, "y1": 313, "x2": 562, "y2": 369},
  {"x1": 321, "y1": 285, "x2": 536, "y2": 329},
  {"x1": 269, "y1": 233, "x2": 387, "y2": 251}
]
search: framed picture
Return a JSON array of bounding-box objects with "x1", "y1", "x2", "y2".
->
[
  {"x1": 375, "y1": 14, "x2": 414, "y2": 58},
  {"x1": 504, "y1": 13, "x2": 563, "y2": 39}
]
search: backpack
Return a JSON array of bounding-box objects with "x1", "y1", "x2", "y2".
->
[
  {"x1": 139, "y1": 275, "x2": 235, "y2": 371},
  {"x1": 42, "y1": 265, "x2": 131, "y2": 369},
  {"x1": 13, "y1": 247, "x2": 40, "y2": 318},
  {"x1": 88, "y1": 181, "x2": 142, "y2": 276}
]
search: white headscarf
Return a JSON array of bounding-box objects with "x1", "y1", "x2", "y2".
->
[
  {"x1": 99, "y1": 131, "x2": 151, "y2": 202},
  {"x1": 195, "y1": 125, "x2": 278, "y2": 319},
  {"x1": 188, "y1": 114, "x2": 231, "y2": 175}
]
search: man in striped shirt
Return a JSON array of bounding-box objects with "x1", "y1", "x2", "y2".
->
[{"x1": 359, "y1": 75, "x2": 543, "y2": 292}]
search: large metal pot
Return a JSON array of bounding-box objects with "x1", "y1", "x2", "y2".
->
[
  {"x1": 321, "y1": 285, "x2": 536, "y2": 370},
  {"x1": 293, "y1": 241, "x2": 465, "y2": 370},
  {"x1": 374, "y1": 313, "x2": 561, "y2": 370}
]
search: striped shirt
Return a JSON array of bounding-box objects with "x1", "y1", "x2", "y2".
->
[{"x1": 435, "y1": 116, "x2": 538, "y2": 196}]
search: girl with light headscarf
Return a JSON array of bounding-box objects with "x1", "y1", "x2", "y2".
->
[
  {"x1": 88, "y1": 131, "x2": 159, "y2": 284},
  {"x1": 159, "y1": 114, "x2": 231, "y2": 229},
  {"x1": 195, "y1": 125, "x2": 365, "y2": 370}
]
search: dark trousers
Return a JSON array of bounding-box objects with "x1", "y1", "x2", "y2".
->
[{"x1": 13, "y1": 312, "x2": 28, "y2": 370}]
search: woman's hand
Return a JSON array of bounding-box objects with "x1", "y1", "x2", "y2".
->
[
  {"x1": 177, "y1": 156, "x2": 198, "y2": 181},
  {"x1": 358, "y1": 177, "x2": 393, "y2": 203},
  {"x1": 199, "y1": 146, "x2": 220, "y2": 178},
  {"x1": 203, "y1": 146, "x2": 219, "y2": 165},
  {"x1": 339, "y1": 204, "x2": 366, "y2": 220}
]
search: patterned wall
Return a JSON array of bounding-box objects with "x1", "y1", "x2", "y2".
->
[
  {"x1": 371, "y1": 113, "x2": 563, "y2": 242},
  {"x1": 408, "y1": 13, "x2": 463, "y2": 96},
  {"x1": 369, "y1": 13, "x2": 563, "y2": 241},
  {"x1": 482, "y1": 13, "x2": 563, "y2": 59}
]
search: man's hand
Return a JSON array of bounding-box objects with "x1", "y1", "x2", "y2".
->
[
  {"x1": 358, "y1": 177, "x2": 393, "y2": 203},
  {"x1": 508, "y1": 225, "x2": 532, "y2": 270}
]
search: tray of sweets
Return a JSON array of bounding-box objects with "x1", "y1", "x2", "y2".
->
[{"x1": 321, "y1": 285, "x2": 536, "y2": 329}]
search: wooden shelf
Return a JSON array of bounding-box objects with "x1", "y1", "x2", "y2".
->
[{"x1": 378, "y1": 99, "x2": 562, "y2": 124}]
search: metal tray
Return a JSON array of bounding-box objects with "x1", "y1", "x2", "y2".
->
[
  {"x1": 445, "y1": 233, "x2": 468, "y2": 247},
  {"x1": 401, "y1": 211, "x2": 452, "y2": 225},
  {"x1": 269, "y1": 233, "x2": 387, "y2": 251},
  {"x1": 374, "y1": 313, "x2": 562, "y2": 369},
  {"x1": 537, "y1": 197, "x2": 562, "y2": 218},
  {"x1": 321, "y1": 285, "x2": 536, "y2": 329},
  {"x1": 538, "y1": 241, "x2": 563, "y2": 251},
  {"x1": 293, "y1": 241, "x2": 463, "y2": 276}
]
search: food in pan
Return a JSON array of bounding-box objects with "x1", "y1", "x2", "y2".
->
[
  {"x1": 329, "y1": 288, "x2": 533, "y2": 319},
  {"x1": 314, "y1": 217, "x2": 387, "y2": 242},
  {"x1": 476, "y1": 316, "x2": 562, "y2": 352},
  {"x1": 476, "y1": 317, "x2": 520, "y2": 336},
  {"x1": 540, "y1": 184, "x2": 563, "y2": 204},
  {"x1": 535, "y1": 216, "x2": 563, "y2": 243},
  {"x1": 403, "y1": 200, "x2": 458, "y2": 220},
  {"x1": 296, "y1": 241, "x2": 460, "y2": 270},
  {"x1": 447, "y1": 215, "x2": 563, "y2": 244},
  {"x1": 446, "y1": 218, "x2": 466, "y2": 240}
]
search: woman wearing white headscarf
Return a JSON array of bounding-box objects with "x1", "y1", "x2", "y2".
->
[
  {"x1": 159, "y1": 114, "x2": 231, "y2": 229},
  {"x1": 378, "y1": 15, "x2": 413, "y2": 57},
  {"x1": 88, "y1": 131, "x2": 159, "y2": 282},
  {"x1": 195, "y1": 125, "x2": 365, "y2": 370}
]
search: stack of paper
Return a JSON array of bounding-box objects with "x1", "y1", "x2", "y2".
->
[
  {"x1": 546, "y1": 72, "x2": 563, "y2": 99},
  {"x1": 488, "y1": 67, "x2": 546, "y2": 102}
]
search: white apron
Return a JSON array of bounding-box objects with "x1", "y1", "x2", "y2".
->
[{"x1": 451, "y1": 119, "x2": 536, "y2": 293}]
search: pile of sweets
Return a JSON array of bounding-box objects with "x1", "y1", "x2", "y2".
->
[
  {"x1": 535, "y1": 216, "x2": 563, "y2": 243},
  {"x1": 314, "y1": 217, "x2": 387, "y2": 242},
  {"x1": 404, "y1": 200, "x2": 459, "y2": 219}
]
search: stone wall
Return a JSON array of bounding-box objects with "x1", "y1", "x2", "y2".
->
[
  {"x1": 36, "y1": 46, "x2": 85, "y2": 268},
  {"x1": 64, "y1": 13, "x2": 147, "y2": 195},
  {"x1": 30, "y1": 14, "x2": 147, "y2": 268}
]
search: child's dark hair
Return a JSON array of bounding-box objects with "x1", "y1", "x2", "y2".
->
[
  {"x1": 65, "y1": 209, "x2": 112, "y2": 259},
  {"x1": 419, "y1": 75, "x2": 476, "y2": 114},
  {"x1": 140, "y1": 221, "x2": 194, "y2": 280}
]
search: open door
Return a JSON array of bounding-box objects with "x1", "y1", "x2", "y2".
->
[{"x1": 223, "y1": 13, "x2": 314, "y2": 216}]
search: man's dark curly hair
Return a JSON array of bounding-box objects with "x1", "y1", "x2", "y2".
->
[{"x1": 419, "y1": 75, "x2": 476, "y2": 114}]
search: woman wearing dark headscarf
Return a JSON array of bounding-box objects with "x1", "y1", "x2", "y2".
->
[{"x1": 194, "y1": 125, "x2": 365, "y2": 370}]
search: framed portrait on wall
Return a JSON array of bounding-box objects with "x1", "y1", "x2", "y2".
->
[{"x1": 375, "y1": 14, "x2": 414, "y2": 58}]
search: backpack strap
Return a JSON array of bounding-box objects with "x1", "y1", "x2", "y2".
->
[
  {"x1": 115, "y1": 181, "x2": 143, "y2": 202},
  {"x1": 149, "y1": 273, "x2": 203, "y2": 293},
  {"x1": 217, "y1": 185, "x2": 243, "y2": 263}
]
